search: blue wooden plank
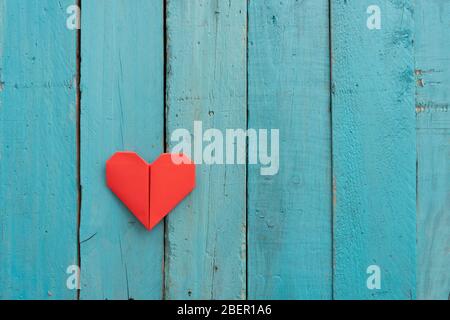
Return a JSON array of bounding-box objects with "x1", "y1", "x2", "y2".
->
[
  {"x1": 165, "y1": 0, "x2": 247, "y2": 299},
  {"x1": 247, "y1": 0, "x2": 332, "y2": 299},
  {"x1": 0, "y1": 0, "x2": 78, "y2": 299},
  {"x1": 415, "y1": 0, "x2": 450, "y2": 300},
  {"x1": 80, "y1": 0, "x2": 164, "y2": 299},
  {"x1": 332, "y1": 0, "x2": 416, "y2": 299}
]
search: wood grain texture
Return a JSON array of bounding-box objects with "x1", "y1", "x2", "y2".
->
[
  {"x1": 165, "y1": 0, "x2": 247, "y2": 300},
  {"x1": 247, "y1": 0, "x2": 332, "y2": 299},
  {"x1": 331, "y1": 0, "x2": 416, "y2": 299},
  {"x1": 80, "y1": 0, "x2": 164, "y2": 299},
  {"x1": 0, "y1": 0, "x2": 78, "y2": 299},
  {"x1": 415, "y1": 0, "x2": 450, "y2": 300}
]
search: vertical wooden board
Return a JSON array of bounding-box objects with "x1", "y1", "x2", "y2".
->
[
  {"x1": 415, "y1": 0, "x2": 450, "y2": 300},
  {"x1": 80, "y1": 0, "x2": 164, "y2": 299},
  {"x1": 247, "y1": 1, "x2": 332, "y2": 299},
  {"x1": 165, "y1": 0, "x2": 247, "y2": 299},
  {"x1": 0, "y1": 0, "x2": 78, "y2": 299},
  {"x1": 332, "y1": 1, "x2": 416, "y2": 299}
]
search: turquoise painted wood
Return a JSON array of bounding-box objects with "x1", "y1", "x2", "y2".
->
[
  {"x1": 332, "y1": 1, "x2": 416, "y2": 299},
  {"x1": 0, "y1": 0, "x2": 78, "y2": 299},
  {"x1": 80, "y1": 0, "x2": 164, "y2": 299},
  {"x1": 165, "y1": 0, "x2": 247, "y2": 299},
  {"x1": 248, "y1": 0, "x2": 332, "y2": 299},
  {"x1": 415, "y1": 0, "x2": 450, "y2": 300},
  {"x1": 1, "y1": 1, "x2": 450, "y2": 301}
]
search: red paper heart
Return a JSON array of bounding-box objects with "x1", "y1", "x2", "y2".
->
[{"x1": 106, "y1": 152, "x2": 196, "y2": 230}]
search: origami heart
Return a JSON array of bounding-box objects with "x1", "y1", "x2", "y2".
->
[{"x1": 106, "y1": 152, "x2": 196, "y2": 230}]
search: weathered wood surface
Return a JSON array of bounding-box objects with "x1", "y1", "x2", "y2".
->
[
  {"x1": 0, "y1": 0, "x2": 78, "y2": 299},
  {"x1": 80, "y1": 0, "x2": 164, "y2": 299},
  {"x1": 165, "y1": 0, "x2": 247, "y2": 299},
  {"x1": 415, "y1": 0, "x2": 450, "y2": 300},
  {"x1": 247, "y1": 0, "x2": 333, "y2": 299},
  {"x1": 331, "y1": 0, "x2": 416, "y2": 299},
  {"x1": 0, "y1": 0, "x2": 448, "y2": 300}
]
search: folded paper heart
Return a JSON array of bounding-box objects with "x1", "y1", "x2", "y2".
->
[{"x1": 106, "y1": 152, "x2": 196, "y2": 230}]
